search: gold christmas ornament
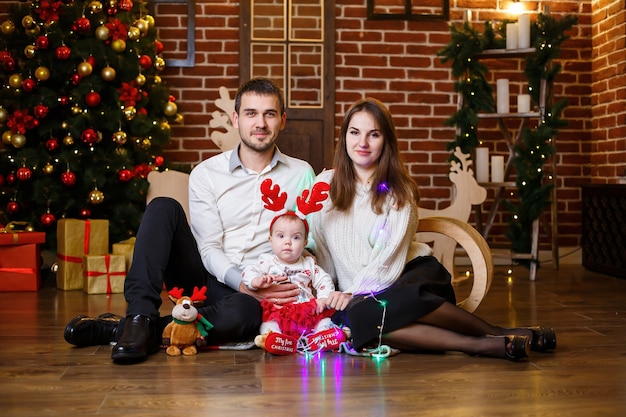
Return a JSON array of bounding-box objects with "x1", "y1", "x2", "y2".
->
[
  {"x1": 145, "y1": 15, "x2": 155, "y2": 28},
  {"x1": 153, "y1": 75, "x2": 162, "y2": 84},
  {"x1": 23, "y1": 45, "x2": 37, "y2": 59},
  {"x1": 100, "y1": 66, "x2": 116, "y2": 81},
  {"x1": 141, "y1": 138, "x2": 152, "y2": 149},
  {"x1": 21, "y1": 15, "x2": 35, "y2": 29},
  {"x1": 127, "y1": 26, "x2": 140, "y2": 40},
  {"x1": 8, "y1": 74, "x2": 23, "y2": 89},
  {"x1": 34, "y1": 66, "x2": 50, "y2": 81},
  {"x1": 135, "y1": 73, "x2": 146, "y2": 86},
  {"x1": 71, "y1": 105, "x2": 83, "y2": 116},
  {"x1": 77, "y1": 61, "x2": 93, "y2": 77},
  {"x1": 95, "y1": 25, "x2": 110, "y2": 41},
  {"x1": 1, "y1": 20, "x2": 16, "y2": 35},
  {"x1": 43, "y1": 163, "x2": 54, "y2": 174},
  {"x1": 111, "y1": 39, "x2": 126, "y2": 53},
  {"x1": 26, "y1": 25, "x2": 40, "y2": 37},
  {"x1": 123, "y1": 106, "x2": 136, "y2": 120},
  {"x1": 61, "y1": 121, "x2": 70, "y2": 130},
  {"x1": 11, "y1": 133, "x2": 26, "y2": 148},
  {"x1": 89, "y1": 189, "x2": 105, "y2": 204},
  {"x1": 134, "y1": 19, "x2": 148, "y2": 35},
  {"x1": 154, "y1": 57, "x2": 166, "y2": 71},
  {"x1": 63, "y1": 134, "x2": 74, "y2": 146},
  {"x1": 2, "y1": 130, "x2": 13, "y2": 144},
  {"x1": 112, "y1": 130, "x2": 128, "y2": 145},
  {"x1": 160, "y1": 121, "x2": 171, "y2": 132},
  {"x1": 0, "y1": 107, "x2": 8, "y2": 123},
  {"x1": 174, "y1": 113, "x2": 184, "y2": 124},
  {"x1": 163, "y1": 101, "x2": 177, "y2": 116},
  {"x1": 89, "y1": 1, "x2": 103, "y2": 13}
]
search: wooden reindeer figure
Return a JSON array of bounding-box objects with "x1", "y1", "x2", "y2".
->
[{"x1": 417, "y1": 147, "x2": 487, "y2": 282}]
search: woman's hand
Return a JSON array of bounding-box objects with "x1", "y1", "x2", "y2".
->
[
  {"x1": 324, "y1": 291, "x2": 352, "y2": 311},
  {"x1": 239, "y1": 280, "x2": 300, "y2": 305}
]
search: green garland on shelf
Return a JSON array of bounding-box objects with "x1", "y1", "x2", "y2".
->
[{"x1": 438, "y1": 13, "x2": 578, "y2": 262}]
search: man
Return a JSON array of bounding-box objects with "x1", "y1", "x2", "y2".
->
[{"x1": 64, "y1": 78, "x2": 316, "y2": 363}]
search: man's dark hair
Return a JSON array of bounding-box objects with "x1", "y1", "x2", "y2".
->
[{"x1": 234, "y1": 77, "x2": 285, "y2": 115}]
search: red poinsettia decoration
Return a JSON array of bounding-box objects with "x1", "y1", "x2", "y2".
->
[
  {"x1": 105, "y1": 17, "x2": 129, "y2": 41},
  {"x1": 6, "y1": 109, "x2": 37, "y2": 134},
  {"x1": 117, "y1": 81, "x2": 142, "y2": 107},
  {"x1": 34, "y1": 0, "x2": 63, "y2": 24}
]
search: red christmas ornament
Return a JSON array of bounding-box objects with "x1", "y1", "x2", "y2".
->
[
  {"x1": 34, "y1": 104, "x2": 49, "y2": 119},
  {"x1": 70, "y1": 73, "x2": 82, "y2": 85},
  {"x1": 21, "y1": 78, "x2": 37, "y2": 93},
  {"x1": 119, "y1": 0, "x2": 134, "y2": 11},
  {"x1": 80, "y1": 208, "x2": 91, "y2": 218},
  {"x1": 59, "y1": 96, "x2": 70, "y2": 106},
  {"x1": 118, "y1": 168, "x2": 133, "y2": 182},
  {"x1": 46, "y1": 138, "x2": 60, "y2": 152},
  {"x1": 6, "y1": 172, "x2": 16, "y2": 185},
  {"x1": 169, "y1": 95, "x2": 176, "y2": 102},
  {"x1": 80, "y1": 128, "x2": 98, "y2": 143},
  {"x1": 7, "y1": 201, "x2": 19, "y2": 215},
  {"x1": 61, "y1": 170, "x2": 76, "y2": 186},
  {"x1": 154, "y1": 155, "x2": 164, "y2": 167},
  {"x1": 87, "y1": 55, "x2": 97, "y2": 67},
  {"x1": 3, "y1": 57, "x2": 15, "y2": 72},
  {"x1": 40, "y1": 212, "x2": 56, "y2": 226},
  {"x1": 139, "y1": 55, "x2": 152, "y2": 69},
  {"x1": 0, "y1": 174, "x2": 4, "y2": 187},
  {"x1": 74, "y1": 17, "x2": 91, "y2": 34},
  {"x1": 16, "y1": 167, "x2": 32, "y2": 181},
  {"x1": 55, "y1": 45, "x2": 71, "y2": 60},
  {"x1": 36, "y1": 35, "x2": 49, "y2": 49},
  {"x1": 85, "y1": 91, "x2": 101, "y2": 107},
  {"x1": 155, "y1": 40, "x2": 163, "y2": 54}
]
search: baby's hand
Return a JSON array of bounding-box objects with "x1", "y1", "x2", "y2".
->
[
  {"x1": 315, "y1": 298, "x2": 328, "y2": 314},
  {"x1": 251, "y1": 274, "x2": 274, "y2": 289},
  {"x1": 269, "y1": 273, "x2": 289, "y2": 284}
]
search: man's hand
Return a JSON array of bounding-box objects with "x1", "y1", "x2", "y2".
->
[{"x1": 239, "y1": 280, "x2": 300, "y2": 305}]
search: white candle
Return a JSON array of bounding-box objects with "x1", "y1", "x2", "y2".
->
[
  {"x1": 518, "y1": 14, "x2": 531, "y2": 49},
  {"x1": 496, "y1": 79, "x2": 510, "y2": 114},
  {"x1": 491, "y1": 155, "x2": 505, "y2": 183},
  {"x1": 475, "y1": 147, "x2": 489, "y2": 183},
  {"x1": 517, "y1": 94, "x2": 531, "y2": 113},
  {"x1": 506, "y1": 23, "x2": 518, "y2": 50},
  {"x1": 464, "y1": 9, "x2": 472, "y2": 23}
]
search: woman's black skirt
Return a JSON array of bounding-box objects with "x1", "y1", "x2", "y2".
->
[{"x1": 332, "y1": 256, "x2": 456, "y2": 350}]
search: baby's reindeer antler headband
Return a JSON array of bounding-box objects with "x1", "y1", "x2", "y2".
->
[{"x1": 260, "y1": 178, "x2": 330, "y2": 236}]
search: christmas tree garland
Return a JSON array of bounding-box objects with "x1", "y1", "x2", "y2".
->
[{"x1": 438, "y1": 13, "x2": 577, "y2": 261}]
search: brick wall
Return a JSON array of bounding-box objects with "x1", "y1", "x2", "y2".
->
[{"x1": 0, "y1": 0, "x2": 600, "y2": 249}]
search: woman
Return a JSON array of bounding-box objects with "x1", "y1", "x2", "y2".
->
[{"x1": 308, "y1": 98, "x2": 556, "y2": 361}]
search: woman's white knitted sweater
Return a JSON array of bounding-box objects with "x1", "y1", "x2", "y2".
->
[{"x1": 308, "y1": 170, "x2": 432, "y2": 295}]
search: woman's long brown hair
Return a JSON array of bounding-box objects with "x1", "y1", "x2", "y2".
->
[{"x1": 330, "y1": 98, "x2": 420, "y2": 214}]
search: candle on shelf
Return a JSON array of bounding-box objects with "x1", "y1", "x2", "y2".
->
[
  {"x1": 518, "y1": 14, "x2": 531, "y2": 49},
  {"x1": 464, "y1": 9, "x2": 472, "y2": 23},
  {"x1": 517, "y1": 94, "x2": 531, "y2": 113},
  {"x1": 496, "y1": 79, "x2": 510, "y2": 114},
  {"x1": 506, "y1": 23, "x2": 518, "y2": 50},
  {"x1": 491, "y1": 155, "x2": 505, "y2": 183},
  {"x1": 475, "y1": 147, "x2": 489, "y2": 183}
]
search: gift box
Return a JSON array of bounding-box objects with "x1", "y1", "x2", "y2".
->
[
  {"x1": 83, "y1": 254, "x2": 126, "y2": 294},
  {"x1": 56, "y1": 219, "x2": 109, "y2": 290},
  {"x1": 112, "y1": 237, "x2": 136, "y2": 271},
  {"x1": 0, "y1": 231, "x2": 46, "y2": 291}
]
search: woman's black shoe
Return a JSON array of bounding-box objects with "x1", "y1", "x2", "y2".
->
[
  {"x1": 526, "y1": 326, "x2": 557, "y2": 352},
  {"x1": 503, "y1": 335, "x2": 530, "y2": 362},
  {"x1": 64, "y1": 313, "x2": 121, "y2": 346}
]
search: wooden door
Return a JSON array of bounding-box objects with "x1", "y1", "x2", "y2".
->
[{"x1": 239, "y1": 0, "x2": 335, "y2": 174}]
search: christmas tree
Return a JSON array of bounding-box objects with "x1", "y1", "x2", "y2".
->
[{"x1": 0, "y1": 0, "x2": 180, "y2": 248}]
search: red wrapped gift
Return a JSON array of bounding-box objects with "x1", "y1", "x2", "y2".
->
[{"x1": 0, "y1": 231, "x2": 46, "y2": 292}]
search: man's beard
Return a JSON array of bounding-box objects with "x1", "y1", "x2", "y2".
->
[{"x1": 240, "y1": 132, "x2": 276, "y2": 153}]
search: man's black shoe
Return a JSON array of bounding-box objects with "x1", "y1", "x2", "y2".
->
[
  {"x1": 111, "y1": 314, "x2": 159, "y2": 363},
  {"x1": 64, "y1": 313, "x2": 122, "y2": 346}
]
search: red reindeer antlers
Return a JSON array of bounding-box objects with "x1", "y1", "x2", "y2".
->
[
  {"x1": 261, "y1": 178, "x2": 287, "y2": 212},
  {"x1": 260, "y1": 179, "x2": 330, "y2": 219},
  {"x1": 167, "y1": 286, "x2": 207, "y2": 305},
  {"x1": 296, "y1": 182, "x2": 330, "y2": 216}
]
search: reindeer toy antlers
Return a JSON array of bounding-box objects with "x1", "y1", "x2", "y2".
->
[{"x1": 260, "y1": 179, "x2": 330, "y2": 235}]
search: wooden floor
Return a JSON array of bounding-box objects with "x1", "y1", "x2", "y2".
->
[{"x1": 1, "y1": 262, "x2": 626, "y2": 417}]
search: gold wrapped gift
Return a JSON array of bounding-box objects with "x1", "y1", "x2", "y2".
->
[
  {"x1": 112, "y1": 237, "x2": 136, "y2": 271},
  {"x1": 83, "y1": 254, "x2": 126, "y2": 294},
  {"x1": 56, "y1": 219, "x2": 109, "y2": 290}
]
